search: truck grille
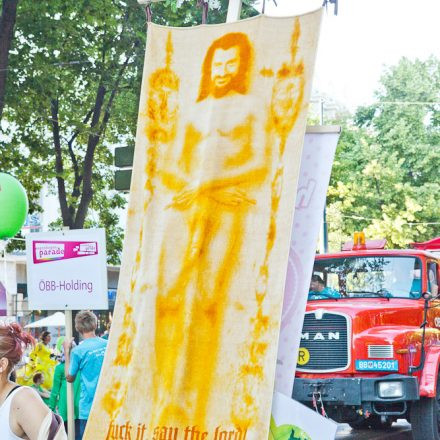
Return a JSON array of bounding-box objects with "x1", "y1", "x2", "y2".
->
[{"x1": 297, "y1": 311, "x2": 350, "y2": 372}]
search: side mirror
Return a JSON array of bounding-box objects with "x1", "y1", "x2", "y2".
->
[
  {"x1": 422, "y1": 291, "x2": 440, "y2": 301},
  {"x1": 422, "y1": 292, "x2": 432, "y2": 300}
]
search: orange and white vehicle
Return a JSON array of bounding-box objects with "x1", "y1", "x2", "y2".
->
[{"x1": 293, "y1": 234, "x2": 440, "y2": 439}]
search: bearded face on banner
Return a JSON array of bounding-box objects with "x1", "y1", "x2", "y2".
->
[{"x1": 197, "y1": 33, "x2": 253, "y2": 101}]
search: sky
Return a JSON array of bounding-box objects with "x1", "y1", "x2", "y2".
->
[{"x1": 255, "y1": 0, "x2": 440, "y2": 111}]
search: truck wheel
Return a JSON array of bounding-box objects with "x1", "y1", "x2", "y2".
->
[
  {"x1": 349, "y1": 418, "x2": 370, "y2": 430},
  {"x1": 410, "y1": 381, "x2": 440, "y2": 440},
  {"x1": 349, "y1": 416, "x2": 392, "y2": 430}
]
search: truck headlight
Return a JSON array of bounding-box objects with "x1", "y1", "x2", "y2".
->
[{"x1": 378, "y1": 381, "x2": 403, "y2": 398}]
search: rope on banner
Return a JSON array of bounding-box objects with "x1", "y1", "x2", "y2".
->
[
  {"x1": 197, "y1": 0, "x2": 209, "y2": 24},
  {"x1": 146, "y1": 3, "x2": 152, "y2": 22},
  {"x1": 322, "y1": 0, "x2": 338, "y2": 15},
  {"x1": 138, "y1": 0, "x2": 210, "y2": 26},
  {"x1": 262, "y1": 0, "x2": 277, "y2": 14},
  {"x1": 138, "y1": 0, "x2": 165, "y2": 24}
]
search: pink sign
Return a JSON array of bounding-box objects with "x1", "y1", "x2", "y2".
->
[
  {"x1": 275, "y1": 127, "x2": 340, "y2": 395},
  {"x1": 32, "y1": 240, "x2": 98, "y2": 264}
]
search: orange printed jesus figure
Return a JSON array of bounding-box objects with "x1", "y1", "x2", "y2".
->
[
  {"x1": 84, "y1": 11, "x2": 323, "y2": 439},
  {"x1": 154, "y1": 32, "x2": 271, "y2": 426}
]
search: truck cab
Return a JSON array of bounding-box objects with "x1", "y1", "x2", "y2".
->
[{"x1": 292, "y1": 237, "x2": 440, "y2": 438}]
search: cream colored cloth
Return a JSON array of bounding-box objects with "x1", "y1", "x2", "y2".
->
[
  {"x1": 86, "y1": 9, "x2": 322, "y2": 440},
  {"x1": 37, "y1": 411, "x2": 66, "y2": 440}
]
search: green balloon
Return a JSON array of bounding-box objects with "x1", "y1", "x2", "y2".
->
[{"x1": 0, "y1": 173, "x2": 29, "y2": 239}]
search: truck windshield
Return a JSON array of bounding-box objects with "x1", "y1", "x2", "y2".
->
[{"x1": 310, "y1": 256, "x2": 422, "y2": 299}]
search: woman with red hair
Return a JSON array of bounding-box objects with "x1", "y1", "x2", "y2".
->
[{"x1": 0, "y1": 323, "x2": 65, "y2": 439}]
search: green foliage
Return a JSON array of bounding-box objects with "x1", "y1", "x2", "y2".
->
[
  {"x1": 2, "y1": 0, "x2": 147, "y2": 262},
  {"x1": 1, "y1": 0, "x2": 258, "y2": 263},
  {"x1": 328, "y1": 57, "x2": 440, "y2": 250}
]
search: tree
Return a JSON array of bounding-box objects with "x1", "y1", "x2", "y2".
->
[
  {"x1": 0, "y1": 0, "x2": 258, "y2": 262},
  {"x1": 327, "y1": 57, "x2": 440, "y2": 250},
  {"x1": 0, "y1": 0, "x2": 19, "y2": 120}
]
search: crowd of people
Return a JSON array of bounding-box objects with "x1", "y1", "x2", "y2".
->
[{"x1": 0, "y1": 310, "x2": 109, "y2": 440}]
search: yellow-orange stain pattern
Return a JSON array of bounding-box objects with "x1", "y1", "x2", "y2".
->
[
  {"x1": 147, "y1": 33, "x2": 179, "y2": 145},
  {"x1": 101, "y1": 380, "x2": 126, "y2": 421},
  {"x1": 222, "y1": 115, "x2": 254, "y2": 169},
  {"x1": 113, "y1": 304, "x2": 137, "y2": 367},
  {"x1": 129, "y1": 227, "x2": 144, "y2": 294},
  {"x1": 271, "y1": 19, "x2": 305, "y2": 155},
  {"x1": 110, "y1": 32, "x2": 181, "y2": 391},
  {"x1": 149, "y1": 31, "x2": 274, "y2": 428},
  {"x1": 259, "y1": 67, "x2": 274, "y2": 77},
  {"x1": 231, "y1": 18, "x2": 305, "y2": 429},
  {"x1": 180, "y1": 124, "x2": 202, "y2": 174},
  {"x1": 86, "y1": 11, "x2": 322, "y2": 437}
]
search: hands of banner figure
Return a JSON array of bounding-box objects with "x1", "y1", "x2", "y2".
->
[
  {"x1": 170, "y1": 185, "x2": 256, "y2": 209},
  {"x1": 209, "y1": 187, "x2": 256, "y2": 207},
  {"x1": 169, "y1": 186, "x2": 199, "y2": 209}
]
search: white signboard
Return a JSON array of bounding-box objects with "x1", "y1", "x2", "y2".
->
[
  {"x1": 275, "y1": 126, "x2": 341, "y2": 394},
  {"x1": 26, "y1": 228, "x2": 108, "y2": 310},
  {"x1": 271, "y1": 392, "x2": 337, "y2": 440}
]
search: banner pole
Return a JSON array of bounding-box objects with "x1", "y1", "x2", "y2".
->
[
  {"x1": 66, "y1": 309, "x2": 75, "y2": 440},
  {"x1": 61, "y1": 224, "x2": 75, "y2": 440},
  {"x1": 226, "y1": 0, "x2": 242, "y2": 23}
]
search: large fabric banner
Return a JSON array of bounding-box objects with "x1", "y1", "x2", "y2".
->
[
  {"x1": 275, "y1": 127, "x2": 341, "y2": 395},
  {"x1": 86, "y1": 10, "x2": 322, "y2": 440}
]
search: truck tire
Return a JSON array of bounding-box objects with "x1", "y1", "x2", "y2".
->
[
  {"x1": 349, "y1": 416, "x2": 392, "y2": 430},
  {"x1": 410, "y1": 380, "x2": 440, "y2": 440},
  {"x1": 349, "y1": 418, "x2": 370, "y2": 430}
]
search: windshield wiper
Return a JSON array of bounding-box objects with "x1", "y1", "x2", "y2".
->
[
  {"x1": 374, "y1": 289, "x2": 391, "y2": 298},
  {"x1": 348, "y1": 289, "x2": 391, "y2": 299}
]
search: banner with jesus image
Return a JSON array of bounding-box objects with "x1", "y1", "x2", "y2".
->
[{"x1": 86, "y1": 9, "x2": 323, "y2": 440}]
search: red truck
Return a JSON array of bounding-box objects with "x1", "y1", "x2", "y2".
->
[{"x1": 292, "y1": 235, "x2": 440, "y2": 439}]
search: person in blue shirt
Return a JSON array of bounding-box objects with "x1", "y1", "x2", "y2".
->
[
  {"x1": 409, "y1": 268, "x2": 422, "y2": 297},
  {"x1": 428, "y1": 267, "x2": 439, "y2": 296},
  {"x1": 64, "y1": 311, "x2": 107, "y2": 439},
  {"x1": 308, "y1": 274, "x2": 340, "y2": 299}
]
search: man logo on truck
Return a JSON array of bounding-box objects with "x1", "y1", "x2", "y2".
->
[{"x1": 301, "y1": 332, "x2": 340, "y2": 341}]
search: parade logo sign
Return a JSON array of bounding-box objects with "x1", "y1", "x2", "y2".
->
[
  {"x1": 34, "y1": 242, "x2": 65, "y2": 262},
  {"x1": 33, "y1": 240, "x2": 98, "y2": 264}
]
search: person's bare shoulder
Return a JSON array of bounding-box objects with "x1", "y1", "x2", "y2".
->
[
  {"x1": 11, "y1": 387, "x2": 50, "y2": 439},
  {"x1": 12, "y1": 386, "x2": 41, "y2": 403}
]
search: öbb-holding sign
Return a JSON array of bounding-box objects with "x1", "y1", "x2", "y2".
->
[{"x1": 26, "y1": 228, "x2": 108, "y2": 310}]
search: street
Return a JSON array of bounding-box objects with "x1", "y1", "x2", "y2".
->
[{"x1": 336, "y1": 420, "x2": 412, "y2": 439}]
